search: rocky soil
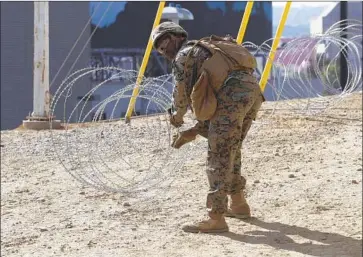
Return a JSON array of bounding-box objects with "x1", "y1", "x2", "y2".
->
[{"x1": 1, "y1": 92, "x2": 362, "y2": 257}]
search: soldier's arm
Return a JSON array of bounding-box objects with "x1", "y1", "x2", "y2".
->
[
  {"x1": 171, "y1": 54, "x2": 194, "y2": 121},
  {"x1": 171, "y1": 81, "x2": 188, "y2": 120}
]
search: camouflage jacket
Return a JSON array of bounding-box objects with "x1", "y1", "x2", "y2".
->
[
  {"x1": 171, "y1": 40, "x2": 259, "y2": 119},
  {"x1": 171, "y1": 41, "x2": 211, "y2": 118}
]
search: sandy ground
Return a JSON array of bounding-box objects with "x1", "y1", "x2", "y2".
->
[{"x1": 1, "y1": 92, "x2": 362, "y2": 257}]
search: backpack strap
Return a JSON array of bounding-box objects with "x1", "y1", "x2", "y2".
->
[
  {"x1": 182, "y1": 38, "x2": 218, "y2": 100},
  {"x1": 186, "y1": 37, "x2": 241, "y2": 68}
]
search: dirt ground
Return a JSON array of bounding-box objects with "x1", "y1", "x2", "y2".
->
[{"x1": 1, "y1": 92, "x2": 362, "y2": 257}]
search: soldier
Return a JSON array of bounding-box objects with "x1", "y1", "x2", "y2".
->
[{"x1": 152, "y1": 22, "x2": 265, "y2": 233}]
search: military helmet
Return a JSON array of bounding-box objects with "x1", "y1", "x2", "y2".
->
[{"x1": 151, "y1": 22, "x2": 188, "y2": 49}]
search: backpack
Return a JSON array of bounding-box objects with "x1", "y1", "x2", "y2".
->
[{"x1": 184, "y1": 35, "x2": 257, "y2": 121}]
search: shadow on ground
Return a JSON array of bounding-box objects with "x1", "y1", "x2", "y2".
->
[{"x1": 219, "y1": 217, "x2": 362, "y2": 257}]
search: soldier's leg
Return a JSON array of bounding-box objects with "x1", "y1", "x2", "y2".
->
[
  {"x1": 181, "y1": 113, "x2": 233, "y2": 233},
  {"x1": 230, "y1": 93, "x2": 264, "y2": 193},
  {"x1": 181, "y1": 80, "x2": 258, "y2": 233},
  {"x1": 240, "y1": 93, "x2": 263, "y2": 142},
  {"x1": 206, "y1": 80, "x2": 258, "y2": 219},
  {"x1": 227, "y1": 93, "x2": 264, "y2": 218}
]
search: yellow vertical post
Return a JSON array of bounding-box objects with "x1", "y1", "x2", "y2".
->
[
  {"x1": 236, "y1": 1, "x2": 254, "y2": 45},
  {"x1": 125, "y1": 1, "x2": 166, "y2": 123},
  {"x1": 259, "y1": 1, "x2": 291, "y2": 92}
]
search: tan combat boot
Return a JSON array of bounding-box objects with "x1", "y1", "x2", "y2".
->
[
  {"x1": 181, "y1": 214, "x2": 229, "y2": 233},
  {"x1": 225, "y1": 192, "x2": 251, "y2": 219}
]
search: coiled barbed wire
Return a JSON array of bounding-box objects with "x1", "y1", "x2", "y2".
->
[{"x1": 49, "y1": 19, "x2": 362, "y2": 194}]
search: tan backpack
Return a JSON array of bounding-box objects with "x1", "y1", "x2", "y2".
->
[{"x1": 184, "y1": 35, "x2": 257, "y2": 121}]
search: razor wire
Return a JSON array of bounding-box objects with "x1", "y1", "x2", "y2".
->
[
  {"x1": 49, "y1": 19, "x2": 362, "y2": 195},
  {"x1": 243, "y1": 19, "x2": 362, "y2": 116}
]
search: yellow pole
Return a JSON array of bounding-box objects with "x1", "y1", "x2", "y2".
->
[
  {"x1": 125, "y1": 1, "x2": 166, "y2": 122},
  {"x1": 259, "y1": 1, "x2": 291, "y2": 92},
  {"x1": 236, "y1": 1, "x2": 254, "y2": 45}
]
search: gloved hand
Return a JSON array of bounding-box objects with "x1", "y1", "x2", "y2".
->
[
  {"x1": 171, "y1": 128, "x2": 198, "y2": 149},
  {"x1": 167, "y1": 108, "x2": 184, "y2": 128},
  {"x1": 170, "y1": 115, "x2": 184, "y2": 128}
]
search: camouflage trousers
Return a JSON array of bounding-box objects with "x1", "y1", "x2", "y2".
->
[{"x1": 197, "y1": 77, "x2": 264, "y2": 217}]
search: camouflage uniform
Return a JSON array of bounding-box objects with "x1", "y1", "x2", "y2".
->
[{"x1": 172, "y1": 44, "x2": 264, "y2": 217}]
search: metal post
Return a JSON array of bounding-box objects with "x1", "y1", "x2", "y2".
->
[
  {"x1": 33, "y1": 1, "x2": 50, "y2": 118},
  {"x1": 340, "y1": 1, "x2": 348, "y2": 91},
  {"x1": 259, "y1": 1, "x2": 291, "y2": 93},
  {"x1": 124, "y1": 1, "x2": 166, "y2": 123},
  {"x1": 236, "y1": 1, "x2": 254, "y2": 45},
  {"x1": 23, "y1": 1, "x2": 60, "y2": 129}
]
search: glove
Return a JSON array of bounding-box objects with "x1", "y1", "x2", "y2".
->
[
  {"x1": 167, "y1": 108, "x2": 184, "y2": 128},
  {"x1": 171, "y1": 128, "x2": 198, "y2": 149},
  {"x1": 169, "y1": 115, "x2": 184, "y2": 128}
]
